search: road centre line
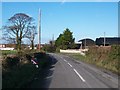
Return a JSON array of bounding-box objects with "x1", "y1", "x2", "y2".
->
[
  {"x1": 73, "y1": 69, "x2": 86, "y2": 82},
  {"x1": 63, "y1": 58, "x2": 73, "y2": 67},
  {"x1": 60, "y1": 57, "x2": 67, "y2": 62},
  {"x1": 64, "y1": 59, "x2": 67, "y2": 62},
  {"x1": 61, "y1": 56, "x2": 85, "y2": 82},
  {"x1": 67, "y1": 62, "x2": 73, "y2": 67}
]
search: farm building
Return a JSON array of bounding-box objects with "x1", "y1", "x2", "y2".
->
[{"x1": 96, "y1": 37, "x2": 120, "y2": 46}]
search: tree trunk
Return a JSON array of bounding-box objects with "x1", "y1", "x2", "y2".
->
[
  {"x1": 19, "y1": 39, "x2": 21, "y2": 50},
  {"x1": 16, "y1": 32, "x2": 19, "y2": 51},
  {"x1": 19, "y1": 31, "x2": 22, "y2": 50},
  {"x1": 31, "y1": 40, "x2": 34, "y2": 50}
]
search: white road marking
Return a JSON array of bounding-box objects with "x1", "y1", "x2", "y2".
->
[
  {"x1": 73, "y1": 69, "x2": 86, "y2": 82},
  {"x1": 60, "y1": 57, "x2": 67, "y2": 62},
  {"x1": 68, "y1": 62, "x2": 73, "y2": 67},
  {"x1": 64, "y1": 59, "x2": 67, "y2": 62}
]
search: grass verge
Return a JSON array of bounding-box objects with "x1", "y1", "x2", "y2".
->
[{"x1": 62, "y1": 45, "x2": 120, "y2": 75}]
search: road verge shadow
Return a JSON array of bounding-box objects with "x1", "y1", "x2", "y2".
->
[{"x1": 24, "y1": 53, "x2": 58, "y2": 88}]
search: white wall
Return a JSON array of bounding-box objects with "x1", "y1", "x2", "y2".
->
[
  {"x1": 0, "y1": 48, "x2": 14, "y2": 50},
  {"x1": 60, "y1": 49, "x2": 86, "y2": 56}
]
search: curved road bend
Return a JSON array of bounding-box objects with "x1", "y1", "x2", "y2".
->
[{"x1": 48, "y1": 53, "x2": 118, "y2": 88}]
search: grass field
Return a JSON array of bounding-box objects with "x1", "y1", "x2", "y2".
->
[{"x1": 1, "y1": 50, "x2": 17, "y2": 55}]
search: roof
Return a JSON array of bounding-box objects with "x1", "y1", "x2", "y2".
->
[
  {"x1": 78, "y1": 38, "x2": 95, "y2": 42},
  {"x1": 96, "y1": 37, "x2": 120, "y2": 45}
]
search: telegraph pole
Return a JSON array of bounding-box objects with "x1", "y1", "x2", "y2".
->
[
  {"x1": 52, "y1": 34, "x2": 54, "y2": 41},
  {"x1": 104, "y1": 32, "x2": 106, "y2": 46},
  {"x1": 85, "y1": 38, "x2": 86, "y2": 49},
  {"x1": 38, "y1": 9, "x2": 41, "y2": 51},
  {"x1": 52, "y1": 34, "x2": 54, "y2": 46}
]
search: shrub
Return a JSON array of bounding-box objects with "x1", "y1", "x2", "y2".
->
[
  {"x1": 56, "y1": 47, "x2": 60, "y2": 52},
  {"x1": 85, "y1": 45, "x2": 120, "y2": 74},
  {"x1": 2, "y1": 56, "x2": 20, "y2": 69}
]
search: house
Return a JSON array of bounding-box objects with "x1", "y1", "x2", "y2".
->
[
  {"x1": 0, "y1": 44, "x2": 29, "y2": 50},
  {"x1": 35, "y1": 44, "x2": 45, "y2": 49},
  {"x1": 0, "y1": 44, "x2": 6, "y2": 48},
  {"x1": 95, "y1": 37, "x2": 120, "y2": 46},
  {"x1": 78, "y1": 38, "x2": 95, "y2": 49},
  {"x1": 0, "y1": 44, "x2": 15, "y2": 50}
]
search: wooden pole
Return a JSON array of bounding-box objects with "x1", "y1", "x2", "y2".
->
[
  {"x1": 38, "y1": 9, "x2": 41, "y2": 51},
  {"x1": 104, "y1": 32, "x2": 106, "y2": 46}
]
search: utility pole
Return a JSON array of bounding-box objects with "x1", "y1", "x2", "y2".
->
[
  {"x1": 38, "y1": 9, "x2": 41, "y2": 51},
  {"x1": 104, "y1": 32, "x2": 106, "y2": 46},
  {"x1": 52, "y1": 34, "x2": 54, "y2": 42},
  {"x1": 85, "y1": 38, "x2": 86, "y2": 49},
  {"x1": 80, "y1": 42, "x2": 82, "y2": 49},
  {"x1": 52, "y1": 34, "x2": 54, "y2": 46}
]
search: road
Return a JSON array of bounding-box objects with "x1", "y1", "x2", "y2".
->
[
  {"x1": 49, "y1": 53, "x2": 118, "y2": 88},
  {"x1": 28, "y1": 53, "x2": 119, "y2": 89},
  {"x1": 0, "y1": 69, "x2": 1, "y2": 90}
]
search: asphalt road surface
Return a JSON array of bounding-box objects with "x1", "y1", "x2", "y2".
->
[
  {"x1": 29, "y1": 53, "x2": 119, "y2": 89},
  {"x1": 49, "y1": 53, "x2": 119, "y2": 88}
]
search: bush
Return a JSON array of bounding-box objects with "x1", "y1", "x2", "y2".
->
[
  {"x1": 2, "y1": 62, "x2": 38, "y2": 88},
  {"x1": 2, "y1": 50, "x2": 53, "y2": 88},
  {"x1": 56, "y1": 47, "x2": 60, "y2": 52},
  {"x1": 42, "y1": 44, "x2": 56, "y2": 52},
  {"x1": 86, "y1": 45, "x2": 120, "y2": 74},
  {"x1": 2, "y1": 56, "x2": 20, "y2": 69},
  {"x1": 2, "y1": 50, "x2": 36, "y2": 88}
]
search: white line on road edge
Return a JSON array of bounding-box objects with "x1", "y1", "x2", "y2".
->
[
  {"x1": 68, "y1": 63, "x2": 73, "y2": 67},
  {"x1": 73, "y1": 69, "x2": 86, "y2": 82}
]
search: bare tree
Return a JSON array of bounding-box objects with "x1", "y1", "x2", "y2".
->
[
  {"x1": 25, "y1": 26, "x2": 37, "y2": 50},
  {"x1": 2, "y1": 13, "x2": 35, "y2": 51}
]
